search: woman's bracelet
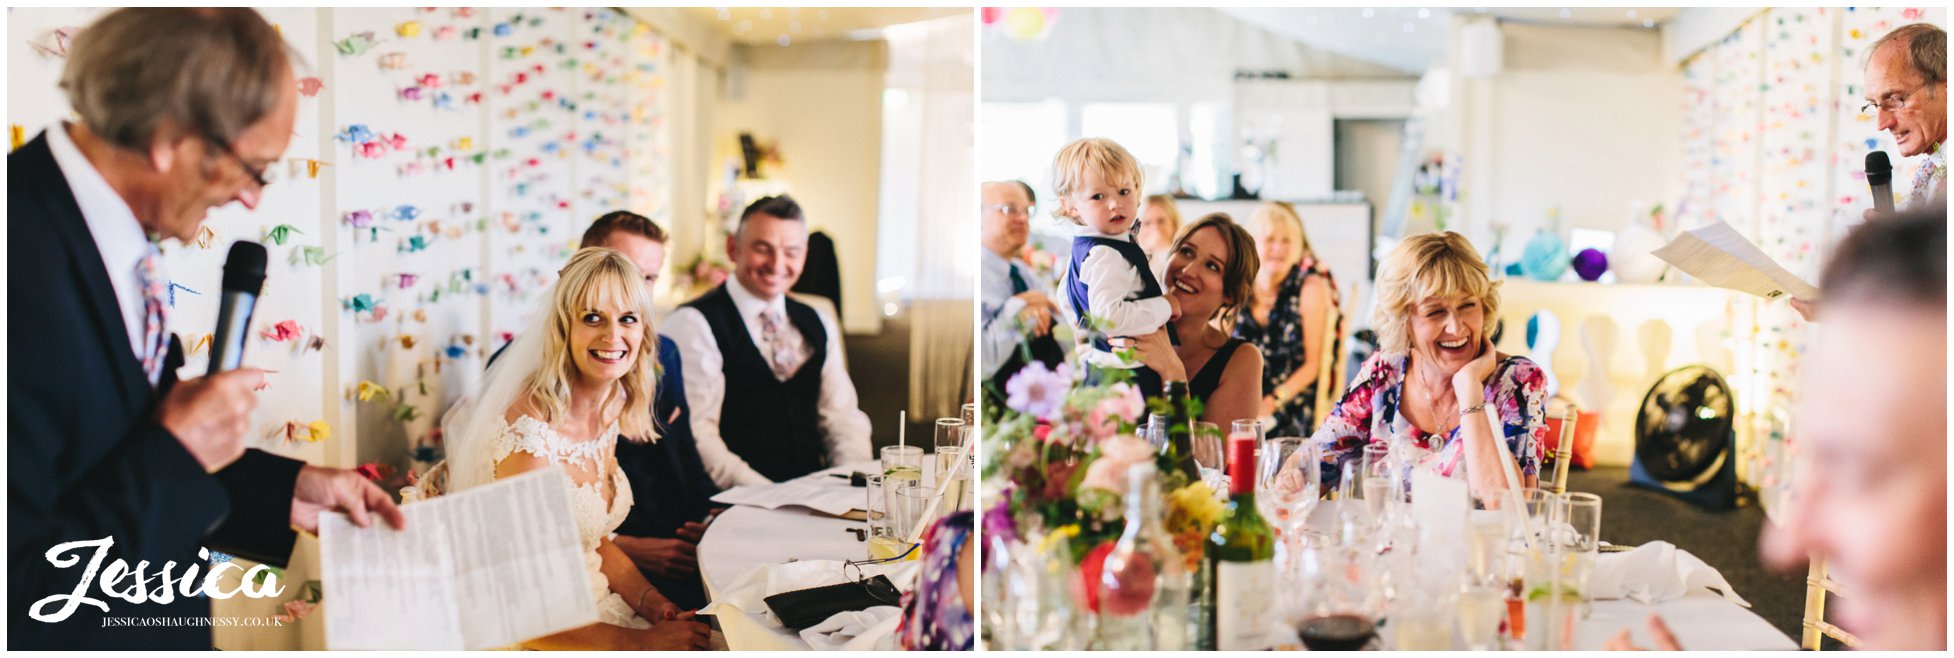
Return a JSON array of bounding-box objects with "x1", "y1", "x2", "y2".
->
[
  {"x1": 1457, "y1": 401, "x2": 1490, "y2": 417},
  {"x1": 635, "y1": 584, "x2": 658, "y2": 616}
]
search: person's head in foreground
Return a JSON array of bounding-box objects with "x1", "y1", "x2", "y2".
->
[
  {"x1": 62, "y1": 7, "x2": 298, "y2": 242},
  {"x1": 981, "y1": 180, "x2": 1036, "y2": 257},
  {"x1": 1863, "y1": 23, "x2": 1946, "y2": 158},
  {"x1": 582, "y1": 210, "x2": 668, "y2": 290},
  {"x1": 1764, "y1": 210, "x2": 1946, "y2": 650},
  {"x1": 536, "y1": 247, "x2": 659, "y2": 441},
  {"x1": 1372, "y1": 231, "x2": 1502, "y2": 369},
  {"x1": 1137, "y1": 193, "x2": 1181, "y2": 255},
  {"x1": 1163, "y1": 212, "x2": 1260, "y2": 330},
  {"x1": 727, "y1": 195, "x2": 808, "y2": 300},
  {"x1": 1051, "y1": 137, "x2": 1144, "y2": 236}
]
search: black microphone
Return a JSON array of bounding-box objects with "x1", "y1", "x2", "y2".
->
[
  {"x1": 207, "y1": 241, "x2": 268, "y2": 375},
  {"x1": 1866, "y1": 151, "x2": 1895, "y2": 215}
]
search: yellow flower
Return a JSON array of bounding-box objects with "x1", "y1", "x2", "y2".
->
[{"x1": 305, "y1": 420, "x2": 331, "y2": 443}]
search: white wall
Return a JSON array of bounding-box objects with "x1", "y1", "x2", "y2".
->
[
  {"x1": 1452, "y1": 21, "x2": 1683, "y2": 256},
  {"x1": 708, "y1": 40, "x2": 887, "y2": 334}
]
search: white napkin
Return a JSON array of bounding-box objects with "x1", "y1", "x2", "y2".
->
[
  {"x1": 1588, "y1": 541, "x2": 1750, "y2": 607},
  {"x1": 799, "y1": 606, "x2": 901, "y2": 650}
]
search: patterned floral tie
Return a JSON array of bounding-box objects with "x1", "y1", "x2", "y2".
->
[
  {"x1": 136, "y1": 245, "x2": 169, "y2": 381},
  {"x1": 758, "y1": 308, "x2": 797, "y2": 381}
]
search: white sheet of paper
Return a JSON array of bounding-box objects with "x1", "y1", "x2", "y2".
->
[
  {"x1": 320, "y1": 467, "x2": 596, "y2": 650},
  {"x1": 1411, "y1": 466, "x2": 1469, "y2": 549},
  {"x1": 1651, "y1": 220, "x2": 1819, "y2": 301},
  {"x1": 711, "y1": 469, "x2": 868, "y2": 517}
]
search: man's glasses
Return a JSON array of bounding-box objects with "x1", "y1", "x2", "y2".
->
[
  {"x1": 202, "y1": 134, "x2": 274, "y2": 189},
  {"x1": 983, "y1": 203, "x2": 1034, "y2": 217},
  {"x1": 841, "y1": 553, "x2": 910, "y2": 606},
  {"x1": 1861, "y1": 84, "x2": 1930, "y2": 115}
]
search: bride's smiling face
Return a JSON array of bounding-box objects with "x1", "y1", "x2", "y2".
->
[{"x1": 568, "y1": 294, "x2": 644, "y2": 385}]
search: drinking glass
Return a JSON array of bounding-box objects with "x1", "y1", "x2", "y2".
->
[
  {"x1": 936, "y1": 445, "x2": 968, "y2": 511},
  {"x1": 1388, "y1": 574, "x2": 1456, "y2": 650},
  {"x1": 933, "y1": 418, "x2": 966, "y2": 480},
  {"x1": 1457, "y1": 581, "x2": 1507, "y2": 650},
  {"x1": 1141, "y1": 413, "x2": 1169, "y2": 450},
  {"x1": 1557, "y1": 492, "x2": 1602, "y2": 616},
  {"x1": 961, "y1": 401, "x2": 977, "y2": 428},
  {"x1": 1257, "y1": 437, "x2": 1320, "y2": 571},
  {"x1": 1357, "y1": 443, "x2": 1393, "y2": 526},
  {"x1": 881, "y1": 444, "x2": 923, "y2": 484},
  {"x1": 1290, "y1": 540, "x2": 1379, "y2": 650},
  {"x1": 865, "y1": 474, "x2": 902, "y2": 559},
  {"x1": 1191, "y1": 421, "x2": 1225, "y2": 495},
  {"x1": 890, "y1": 479, "x2": 942, "y2": 556}
]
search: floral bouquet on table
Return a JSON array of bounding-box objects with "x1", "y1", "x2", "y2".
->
[{"x1": 980, "y1": 355, "x2": 1223, "y2": 611}]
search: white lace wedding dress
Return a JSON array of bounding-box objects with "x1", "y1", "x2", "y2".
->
[{"x1": 492, "y1": 414, "x2": 650, "y2": 630}]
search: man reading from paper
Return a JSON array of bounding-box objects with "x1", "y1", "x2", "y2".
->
[
  {"x1": 664, "y1": 195, "x2": 874, "y2": 488},
  {"x1": 1793, "y1": 23, "x2": 1945, "y2": 321}
]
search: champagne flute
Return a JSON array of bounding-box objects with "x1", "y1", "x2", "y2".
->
[{"x1": 934, "y1": 418, "x2": 966, "y2": 487}]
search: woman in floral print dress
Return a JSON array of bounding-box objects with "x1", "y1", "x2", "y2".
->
[{"x1": 1309, "y1": 232, "x2": 1547, "y2": 498}]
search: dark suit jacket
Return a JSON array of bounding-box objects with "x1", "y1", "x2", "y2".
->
[
  {"x1": 613, "y1": 335, "x2": 723, "y2": 540},
  {"x1": 8, "y1": 133, "x2": 304, "y2": 650}
]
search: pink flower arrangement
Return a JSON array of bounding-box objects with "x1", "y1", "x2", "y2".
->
[{"x1": 1079, "y1": 434, "x2": 1156, "y2": 498}]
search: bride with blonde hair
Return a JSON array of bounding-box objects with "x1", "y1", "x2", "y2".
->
[{"x1": 444, "y1": 247, "x2": 710, "y2": 650}]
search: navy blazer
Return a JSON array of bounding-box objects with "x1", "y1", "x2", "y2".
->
[
  {"x1": 8, "y1": 132, "x2": 304, "y2": 650},
  {"x1": 614, "y1": 336, "x2": 723, "y2": 538}
]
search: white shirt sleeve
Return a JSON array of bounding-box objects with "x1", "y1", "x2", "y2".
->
[
  {"x1": 661, "y1": 307, "x2": 773, "y2": 488},
  {"x1": 980, "y1": 293, "x2": 1030, "y2": 378},
  {"x1": 812, "y1": 304, "x2": 874, "y2": 466},
  {"x1": 1079, "y1": 244, "x2": 1173, "y2": 338}
]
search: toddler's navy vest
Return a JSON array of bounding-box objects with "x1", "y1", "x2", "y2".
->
[{"x1": 1067, "y1": 235, "x2": 1168, "y2": 352}]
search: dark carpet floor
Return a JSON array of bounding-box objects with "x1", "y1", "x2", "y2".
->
[{"x1": 1565, "y1": 466, "x2": 1812, "y2": 647}]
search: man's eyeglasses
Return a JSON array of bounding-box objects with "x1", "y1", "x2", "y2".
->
[
  {"x1": 1861, "y1": 84, "x2": 1931, "y2": 115},
  {"x1": 202, "y1": 134, "x2": 274, "y2": 189},
  {"x1": 983, "y1": 203, "x2": 1035, "y2": 217}
]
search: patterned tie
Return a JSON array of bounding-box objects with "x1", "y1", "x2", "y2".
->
[
  {"x1": 136, "y1": 245, "x2": 169, "y2": 381},
  {"x1": 1008, "y1": 262, "x2": 1029, "y2": 295},
  {"x1": 757, "y1": 308, "x2": 797, "y2": 381}
]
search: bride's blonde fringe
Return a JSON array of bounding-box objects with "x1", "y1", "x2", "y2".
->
[{"x1": 522, "y1": 247, "x2": 660, "y2": 443}]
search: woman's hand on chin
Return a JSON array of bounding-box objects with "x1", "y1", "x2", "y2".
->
[
  {"x1": 1127, "y1": 329, "x2": 1186, "y2": 381},
  {"x1": 1452, "y1": 338, "x2": 1499, "y2": 396}
]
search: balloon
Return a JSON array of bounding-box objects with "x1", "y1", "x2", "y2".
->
[
  {"x1": 1571, "y1": 248, "x2": 1608, "y2": 282},
  {"x1": 1520, "y1": 230, "x2": 1569, "y2": 281},
  {"x1": 1612, "y1": 223, "x2": 1669, "y2": 283}
]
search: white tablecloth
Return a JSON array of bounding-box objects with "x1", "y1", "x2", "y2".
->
[
  {"x1": 1267, "y1": 501, "x2": 1797, "y2": 650},
  {"x1": 698, "y1": 461, "x2": 925, "y2": 651}
]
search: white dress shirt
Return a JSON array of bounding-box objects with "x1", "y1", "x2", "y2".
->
[
  {"x1": 46, "y1": 122, "x2": 161, "y2": 386},
  {"x1": 980, "y1": 247, "x2": 1056, "y2": 378},
  {"x1": 1054, "y1": 228, "x2": 1172, "y2": 369},
  {"x1": 662, "y1": 280, "x2": 874, "y2": 488}
]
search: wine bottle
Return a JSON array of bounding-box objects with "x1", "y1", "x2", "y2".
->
[
  {"x1": 1098, "y1": 462, "x2": 1188, "y2": 650},
  {"x1": 1207, "y1": 434, "x2": 1276, "y2": 650},
  {"x1": 1159, "y1": 381, "x2": 1201, "y2": 481}
]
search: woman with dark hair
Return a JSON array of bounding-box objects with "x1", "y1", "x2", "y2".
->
[{"x1": 1129, "y1": 213, "x2": 1265, "y2": 425}]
